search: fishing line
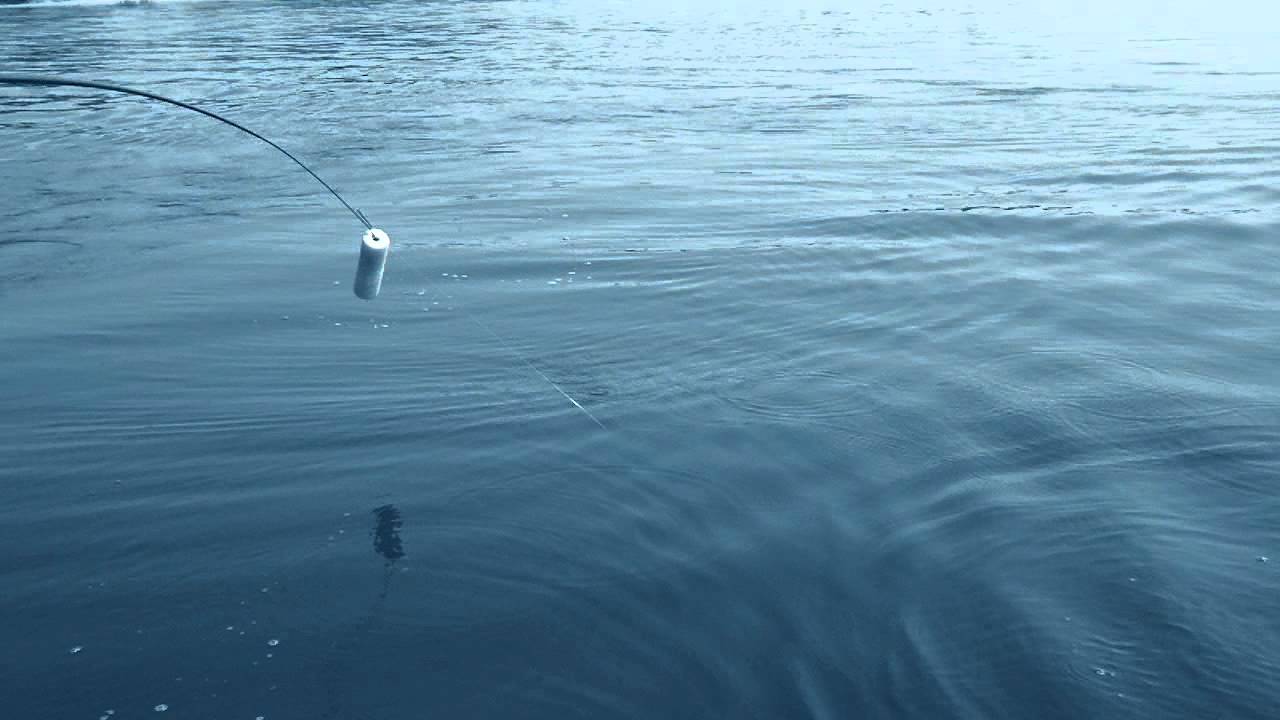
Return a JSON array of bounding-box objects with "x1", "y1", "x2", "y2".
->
[
  {"x1": 423, "y1": 275, "x2": 609, "y2": 431},
  {"x1": 0, "y1": 74, "x2": 390, "y2": 298},
  {"x1": 468, "y1": 312, "x2": 609, "y2": 431}
]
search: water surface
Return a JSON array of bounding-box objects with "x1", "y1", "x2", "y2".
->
[{"x1": 2, "y1": 1, "x2": 1279, "y2": 718}]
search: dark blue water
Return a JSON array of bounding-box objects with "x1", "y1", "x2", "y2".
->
[{"x1": 3, "y1": 1, "x2": 1279, "y2": 718}]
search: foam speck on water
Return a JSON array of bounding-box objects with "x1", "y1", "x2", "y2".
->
[
  {"x1": 267, "y1": 639, "x2": 279, "y2": 647},
  {"x1": 69, "y1": 646, "x2": 83, "y2": 654},
  {"x1": 154, "y1": 704, "x2": 168, "y2": 712}
]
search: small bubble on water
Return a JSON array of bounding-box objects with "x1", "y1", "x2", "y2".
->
[
  {"x1": 417, "y1": 290, "x2": 426, "y2": 296},
  {"x1": 226, "y1": 626, "x2": 234, "y2": 631},
  {"x1": 260, "y1": 587, "x2": 268, "y2": 593},
  {"x1": 154, "y1": 704, "x2": 168, "y2": 712},
  {"x1": 268, "y1": 639, "x2": 279, "y2": 647},
  {"x1": 266, "y1": 653, "x2": 274, "y2": 659},
  {"x1": 333, "y1": 281, "x2": 340, "y2": 286}
]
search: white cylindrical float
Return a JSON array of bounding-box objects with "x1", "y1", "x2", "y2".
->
[{"x1": 353, "y1": 228, "x2": 390, "y2": 300}]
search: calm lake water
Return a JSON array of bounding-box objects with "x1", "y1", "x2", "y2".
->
[{"x1": 2, "y1": 1, "x2": 1279, "y2": 718}]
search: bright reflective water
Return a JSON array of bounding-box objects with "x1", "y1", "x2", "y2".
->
[{"x1": 2, "y1": 1, "x2": 1279, "y2": 718}]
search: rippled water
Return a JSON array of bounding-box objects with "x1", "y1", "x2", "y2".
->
[{"x1": 3, "y1": 1, "x2": 1279, "y2": 718}]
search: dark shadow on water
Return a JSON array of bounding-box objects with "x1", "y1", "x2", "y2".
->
[
  {"x1": 0, "y1": 238, "x2": 83, "y2": 248},
  {"x1": 372, "y1": 504, "x2": 405, "y2": 564},
  {"x1": 320, "y1": 504, "x2": 409, "y2": 719}
]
